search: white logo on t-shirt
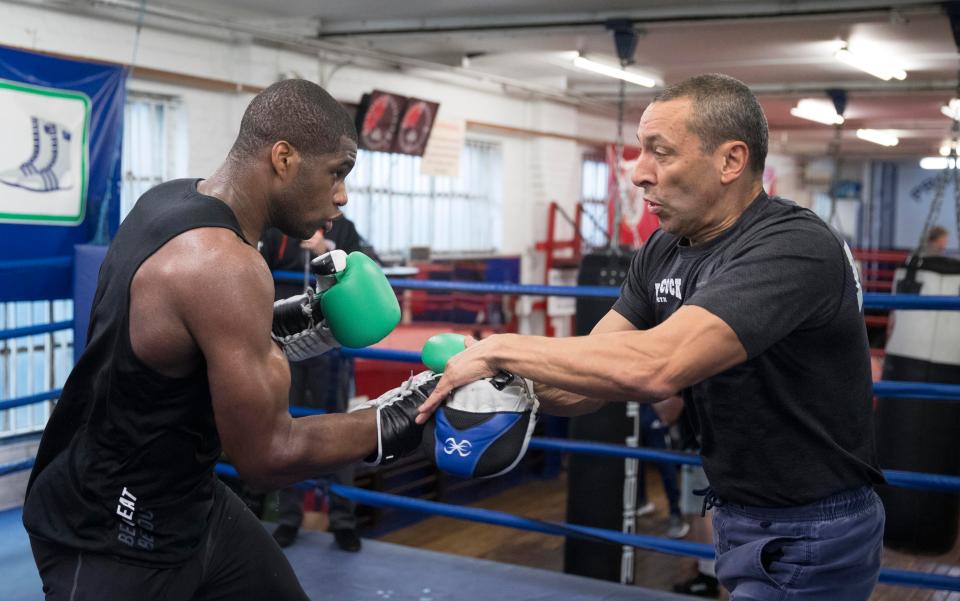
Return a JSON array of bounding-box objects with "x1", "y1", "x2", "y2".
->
[
  {"x1": 654, "y1": 277, "x2": 683, "y2": 303},
  {"x1": 841, "y1": 242, "x2": 864, "y2": 311}
]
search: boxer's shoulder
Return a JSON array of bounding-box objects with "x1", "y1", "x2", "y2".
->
[{"x1": 137, "y1": 227, "x2": 269, "y2": 292}]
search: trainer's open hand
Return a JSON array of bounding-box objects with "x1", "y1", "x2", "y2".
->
[{"x1": 416, "y1": 335, "x2": 499, "y2": 424}]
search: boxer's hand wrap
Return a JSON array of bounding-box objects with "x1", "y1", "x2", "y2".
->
[
  {"x1": 354, "y1": 371, "x2": 440, "y2": 466},
  {"x1": 270, "y1": 290, "x2": 338, "y2": 362}
]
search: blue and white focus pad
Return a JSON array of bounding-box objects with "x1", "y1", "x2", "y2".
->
[{"x1": 419, "y1": 373, "x2": 538, "y2": 479}]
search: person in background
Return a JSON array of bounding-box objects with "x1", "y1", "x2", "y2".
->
[
  {"x1": 260, "y1": 216, "x2": 377, "y2": 552},
  {"x1": 635, "y1": 396, "x2": 689, "y2": 540},
  {"x1": 923, "y1": 225, "x2": 949, "y2": 256}
]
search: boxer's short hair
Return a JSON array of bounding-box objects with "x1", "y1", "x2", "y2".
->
[{"x1": 230, "y1": 79, "x2": 356, "y2": 160}]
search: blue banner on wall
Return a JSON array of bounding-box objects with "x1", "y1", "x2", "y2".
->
[{"x1": 0, "y1": 45, "x2": 125, "y2": 302}]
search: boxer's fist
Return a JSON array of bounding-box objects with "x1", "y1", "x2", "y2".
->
[
  {"x1": 271, "y1": 250, "x2": 400, "y2": 360},
  {"x1": 320, "y1": 251, "x2": 400, "y2": 348},
  {"x1": 354, "y1": 371, "x2": 440, "y2": 466}
]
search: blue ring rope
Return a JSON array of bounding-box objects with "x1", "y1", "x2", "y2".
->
[
  {"x1": 325, "y1": 483, "x2": 960, "y2": 592},
  {"x1": 0, "y1": 459, "x2": 34, "y2": 477},
  {"x1": 272, "y1": 269, "x2": 960, "y2": 310},
  {"x1": 3, "y1": 424, "x2": 956, "y2": 494},
  {"x1": 862, "y1": 293, "x2": 960, "y2": 311},
  {"x1": 229, "y1": 405, "x2": 960, "y2": 495},
  {"x1": 0, "y1": 320, "x2": 74, "y2": 342},
  {"x1": 0, "y1": 389, "x2": 62, "y2": 412},
  {"x1": 329, "y1": 482, "x2": 716, "y2": 558},
  {"x1": 3, "y1": 326, "x2": 956, "y2": 402},
  {"x1": 339, "y1": 347, "x2": 422, "y2": 363},
  {"x1": 388, "y1": 279, "x2": 619, "y2": 299},
  {"x1": 0, "y1": 257, "x2": 73, "y2": 271},
  {"x1": 289, "y1": 406, "x2": 326, "y2": 417},
  {"x1": 872, "y1": 381, "x2": 960, "y2": 400}
]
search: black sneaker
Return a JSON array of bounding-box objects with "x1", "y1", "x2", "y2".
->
[
  {"x1": 673, "y1": 572, "x2": 720, "y2": 598},
  {"x1": 272, "y1": 524, "x2": 299, "y2": 549},
  {"x1": 332, "y1": 528, "x2": 362, "y2": 553}
]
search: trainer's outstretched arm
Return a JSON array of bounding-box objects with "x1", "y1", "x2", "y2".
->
[{"x1": 419, "y1": 305, "x2": 746, "y2": 422}]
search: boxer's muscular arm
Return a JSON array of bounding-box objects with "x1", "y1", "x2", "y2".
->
[
  {"x1": 161, "y1": 229, "x2": 376, "y2": 489},
  {"x1": 534, "y1": 310, "x2": 636, "y2": 416}
]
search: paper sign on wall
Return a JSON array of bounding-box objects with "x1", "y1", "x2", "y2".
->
[{"x1": 420, "y1": 118, "x2": 466, "y2": 178}]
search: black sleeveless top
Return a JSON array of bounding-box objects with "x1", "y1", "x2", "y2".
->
[{"x1": 23, "y1": 179, "x2": 247, "y2": 566}]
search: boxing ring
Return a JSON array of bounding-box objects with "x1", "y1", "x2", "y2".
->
[
  {"x1": 1, "y1": 266, "x2": 960, "y2": 598},
  {"x1": 0, "y1": 503, "x2": 696, "y2": 601}
]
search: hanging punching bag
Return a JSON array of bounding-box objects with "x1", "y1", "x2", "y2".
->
[
  {"x1": 564, "y1": 249, "x2": 633, "y2": 581},
  {"x1": 878, "y1": 255, "x2": 960, "y2": 553}
]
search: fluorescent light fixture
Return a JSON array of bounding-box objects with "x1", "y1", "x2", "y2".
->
[
  {"x1": 572, "y1": 55, "x2": 657, "y2": 88},
  {"x1": 835, "y1": 48, "x2": 907, "y2": 81},
  {"x1": 941, "y1": 99, "x2": 960, "y2": 120},
  {"x1": 856, "y1": 129, "x2": 899, "y2": 147},
  {"x1": 790, "y1": 99, "x2": 844, "y2": 125},
  {"x1": 920, "y1": 157, "x2": 955, "y2": 170}
]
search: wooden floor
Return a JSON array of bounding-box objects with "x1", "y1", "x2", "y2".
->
[
  {"x1": 314, "y1": 466, "x2": 960, "y2": 600},
  {"x1": 374, "y1": 470, "x2": 710, "y2": 596}
]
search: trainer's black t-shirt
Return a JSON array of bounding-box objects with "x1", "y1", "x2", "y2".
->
[
  {"x1": 23, "y1": 179, "x2": 247, "y2": 565},
  {"x1": 613, "y1": 192, "x2": 884, "y2": 507}
]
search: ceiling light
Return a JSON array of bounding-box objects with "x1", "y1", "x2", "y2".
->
[
  {"x1": 920, "y1": 157, "x2": 955, "y2": 170},
  {"x1": 941, "y1": 99, "x2": 960, "y2": 120},
  {"x1": 835, "y1": 47, "x2": 907, "y2": 81},
  {"x1": 790, "y1": 99, "x2": 844, "y2": 125},
  {"x1": 571, "y1": 55, "x2": 657, "y2": 88},
  {"x1": 856, "y1": 129, "x2": 899, "y2": 147}
]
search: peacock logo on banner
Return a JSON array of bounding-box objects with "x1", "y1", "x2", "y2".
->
[{"x1": 0, "y1": 79, "x2": 90, "y2": 226}]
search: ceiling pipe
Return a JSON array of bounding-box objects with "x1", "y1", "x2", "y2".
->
[
  {"x1": 315, "y1": 1, "x2": 941, "y2": 37},
  {"x1": 571, "y1": 79, "x2": 958, "y2": 97}
]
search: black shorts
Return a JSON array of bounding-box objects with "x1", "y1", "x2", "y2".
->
[{"x1": 29, "y1": 480, "x2": 309, "y2": 601}]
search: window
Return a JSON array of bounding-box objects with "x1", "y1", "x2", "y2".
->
[
  {"x1": 813, "y1": 193, "x2": 859, "y2": 244},
  {"x1": 346, "y1": 140, "x2": 502, "y2": 256},
  {"x1": 581, "y1": 155, "x2": 610, "y2": 248},
  {"x1": 0, "y1": 300, "x2": 73, "y2": 438},
  {"x1": 121, "y1": 93, "x2": 186, "y2": 220}
]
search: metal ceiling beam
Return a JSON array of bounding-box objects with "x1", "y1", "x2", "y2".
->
[
  {"x1": 572, "y1": 79, "x2": 958, "y2": 97},
  {"x1": 315, "y1": 1, "x2": 941, "y2": 37}
]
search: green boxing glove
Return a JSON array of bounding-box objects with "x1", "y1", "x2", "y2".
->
[
  {"x1": 273, "y1": 251, "x2": 400, "y2": 361},
  {"x1": 319, "y1": 251, "x2": 401, "y2": 348},
  {"x1": 421, "y1": 332, "x2": 514, "y2": 391},
  {"x1": 421, "y1": 333, "x2": 467, "y2": 373}
]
